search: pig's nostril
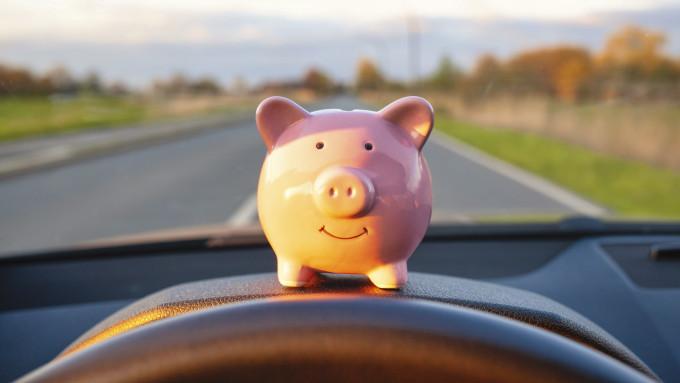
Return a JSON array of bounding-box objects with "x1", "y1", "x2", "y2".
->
[
  {"x1": 347, "y1": 187, "x2": 354, "y2": 197},
  {"x1": 329, "y1": 188, "x2": 336, "y2": 197}
]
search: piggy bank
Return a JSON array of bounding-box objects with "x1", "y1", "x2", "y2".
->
[{"x1": 256, "y1": 96, "x2": 433, "y2": 289}]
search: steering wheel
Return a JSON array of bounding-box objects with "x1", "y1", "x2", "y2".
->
[{"x1": 18, "y1": 275, "x2": 656, "y2": 383}]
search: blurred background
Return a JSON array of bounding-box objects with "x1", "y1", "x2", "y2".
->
[{"x1": 1, "y1": 0, "x2": 680, "y2": 253}]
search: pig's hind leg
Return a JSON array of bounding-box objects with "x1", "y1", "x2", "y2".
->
[
  {"x1": 367, "y1": 261, "x2": 407, "y2": 289},
  {"x1": 277, "y1": 259, "x2": 316, "y2": 287}
]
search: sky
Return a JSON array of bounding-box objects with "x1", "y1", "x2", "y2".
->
[{"x1": 1, "y1": 0, "x2": 680, "y2": 88}]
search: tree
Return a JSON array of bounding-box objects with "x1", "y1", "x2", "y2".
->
[
  {"x1": 45, "y1": 65, "x2": 77, "y2": 94},
  {"x1": 425, "y1": 56, "x2": 463, "y2": 91},
  {"x1": 106, "y1": 81, "x2": 129, "y2": 96},
  {"x1": 506, "y1": 46, "x2": 592, "y2": 101},
  {"x1": 459, "y1": 54, "x2": 504, "y2": 99},
  {"x1": 80, "y1": 71, "x2": 102, "y2": 94},
  {"x1": 166, "y1": 73, "x2": 190, "y2": 95},
  {"x1": 0, "y1": 64, "x2": 35, "y2": 96},
  {"x1": 150, "y1": 73, "x2": 190, "y2": 96},
  {"x1": 472, "y1": 54, "x2": 502, "y2": 79},
  {"x1": 594, "y1": 25, "x2": 680, "y2": 99},
  {"x1": 355, "y1": 59, "x2": 385, "y2": 91},
  {"x1": 302, "y1": 67, "x2": 334, "y2": 95},
  {"x1": 599, "y1": 25, "x2": 666, "y2": 75},
  {"x1": 191, "y1": 77, "x2": 221, "y2": 95},
  {"x1": 230, "y1": 76, "x2": 249, "y2": 95}
]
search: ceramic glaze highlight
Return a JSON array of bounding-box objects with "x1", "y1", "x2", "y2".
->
[{"x1": 256, "y1": 96, "x2": 433, "y2": 289}]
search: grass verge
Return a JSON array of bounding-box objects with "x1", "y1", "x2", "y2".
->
[
  {"x1": 0, "y1": 96, "x2": 150, "y2": 141},
  {"x1": 437, "y1": 118, "x2": 680, "y2": 219},
  {"x1": 0, "y1": 95, "x2": 259, "y2": 142}
]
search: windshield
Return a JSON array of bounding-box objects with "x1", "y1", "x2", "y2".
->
[{"x1": 1, "y1": 1, "x2": 679, "y2": 256}]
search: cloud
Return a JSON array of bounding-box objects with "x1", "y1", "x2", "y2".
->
[
  {"x1": 2, "y1": 0, "x2": 674, "y2": 44},
  {"x1": 1, "y1": 4, "x2": 678, "y2": 87}
]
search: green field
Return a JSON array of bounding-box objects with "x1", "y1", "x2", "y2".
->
[
  {"x1": 0, "y1": 95, "x2": 259, "y2": 142},
  {"x1": 437, "y1": 118, "x2": 680, "y2": 219},
  {"x1": 0, "y1": 96, "x2": 150, "y2": 141}
]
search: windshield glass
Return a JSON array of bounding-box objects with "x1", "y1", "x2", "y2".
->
[{"x1": 1, "y1": 0, "x2": 679, "y2": 255}]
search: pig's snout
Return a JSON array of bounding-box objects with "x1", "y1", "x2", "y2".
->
[{"x1": 313, "y1": 167, "x2": 375, "y2": 218}]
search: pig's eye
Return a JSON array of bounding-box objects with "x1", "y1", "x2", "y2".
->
[
  {"x1": 364, "y1": 142, "x2": 373, "y2": 151},
  {"x1": 316, "y1": 142, "x2": 324, "y2": 150}
]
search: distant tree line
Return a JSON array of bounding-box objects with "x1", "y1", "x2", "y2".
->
[
  {"x1": 0, "y1": 65, "x2": 130, "y2": 97},
  {"x1": 150, "y1": 73, "x2": 221, "y2": 96},
  {"x1": 461, "y1": 26, "x2": 680, "y2": 102},
  {"x1": 355, "y1": 25, "x2": 680, "y2": 102},
  {"x1": 2, "y1": 25, "x2": 678, "y2": 102}
]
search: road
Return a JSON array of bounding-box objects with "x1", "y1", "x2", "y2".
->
[{"x1": 0, "y1": 96, "x2": 603, "y2": 255}]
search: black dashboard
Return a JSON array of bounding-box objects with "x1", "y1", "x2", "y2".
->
[{"x1": 1, "y1": 225, "x2": 679, "y2": 382}]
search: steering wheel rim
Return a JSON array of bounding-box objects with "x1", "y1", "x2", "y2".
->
[{"x1": 18, "y1": 296, "x2": 654, "y2": 383}]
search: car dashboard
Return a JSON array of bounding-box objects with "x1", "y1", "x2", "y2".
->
[{"x1": 1, "y1": 223, "x2": 679, "y2": 382}]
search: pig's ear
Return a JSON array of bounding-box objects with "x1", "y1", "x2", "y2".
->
[
  {"x1": 378, "y1": 96, "x2": 434, "y2": 151},
  {"x1": 256, "y1": 96, "x2": 311, "y2": 150}
]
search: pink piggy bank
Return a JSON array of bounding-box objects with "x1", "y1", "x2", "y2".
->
[{"x1": 256, "y1": 96, "x2": 433, "y2": 289}]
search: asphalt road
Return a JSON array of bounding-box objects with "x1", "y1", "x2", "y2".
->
[{"x1": 0, "y1": 96, "x2": 603, "y2": 255}]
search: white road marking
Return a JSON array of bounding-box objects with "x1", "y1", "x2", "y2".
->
[
  {"x1": 0, "y1": 146, "x2": 75, "y2": 175},
  {"x1": 226, "y1": 192, "x2": 259, "y2": 226},
  {"x1": 431, "y1": 210, "x2": 473, "y2": 224},
  {"x1": 431, "y1": 131, "x2": 608, "y2": 216}
]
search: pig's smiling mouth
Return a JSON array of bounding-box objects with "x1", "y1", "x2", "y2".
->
[{"x1": 319, "y1": 225, "x2": 368, "y2": 240}]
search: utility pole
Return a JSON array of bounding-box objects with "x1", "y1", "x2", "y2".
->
[{"x1": 407, "y1": 14, "x2": 421, "y2": 91}]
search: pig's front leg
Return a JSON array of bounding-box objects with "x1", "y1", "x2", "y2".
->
[
  {"x1": 367, "y1": 261, "x2": 407, "y2": 289},
  {"x1": 277, "y1": 259, "x2": 315, "y2": 287}
]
